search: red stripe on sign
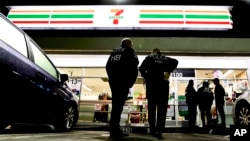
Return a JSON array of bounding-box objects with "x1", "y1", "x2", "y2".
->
[
  {"x1": 50, "y1": 21, "x2": 93, "y2": 24},
  {"x1": 12, "y1": 21, "x2": 49, "y2": 24},
  {"x1": 140, "y1": 21, "x2": 184, "y2": 24},
  {"x1": 186, "y1": 21, "x2": 231, "y2": 25}
]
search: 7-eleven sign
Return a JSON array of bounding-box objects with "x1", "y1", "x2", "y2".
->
[{"x1": 109, "y1": 9, "x2": 124, "y2": 24}]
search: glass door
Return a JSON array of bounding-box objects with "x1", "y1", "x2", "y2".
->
[{"x1": 168, "y1": 68, "x2": 195, "y2": 127}]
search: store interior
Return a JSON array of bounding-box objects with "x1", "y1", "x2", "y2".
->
[
  {"x1": 58, "y1": 68, "x2": 248, "y2": 99},
  {"x1": 58, "y1": 67, "x2": 248, "y2": 125}
]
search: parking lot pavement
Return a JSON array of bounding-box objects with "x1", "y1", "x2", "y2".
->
[{"x1": 0, "y1": 130, "x2": 229, "y2": 141}]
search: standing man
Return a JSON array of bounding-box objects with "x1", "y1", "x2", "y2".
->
[
  {"x1": 185, "y1": 80, "x2": 198, "y2": 130},
  {"x1": 197, "y1": 81, "x2": 214, "y2": 129},
  {"x1": 212, "y1": 78, "x2": 226, "y2": 129},
  {"x1": 106, "y1": 38, "x2": 139, "y2": 138},
  {"x1": 139, "y1": 48, "x2": 178, "y2": 139}
]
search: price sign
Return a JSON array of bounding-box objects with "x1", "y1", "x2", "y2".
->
[{"x1": 68, "y1": 78, "x2": 82, "y2": 96}]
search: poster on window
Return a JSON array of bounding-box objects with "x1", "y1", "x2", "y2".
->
[
  {"x1": 167, "y1": 105, "x2": 175, "y2": 117},
  {"x1": 68, "y1": 78, "x2": 82, "y2": 97}
]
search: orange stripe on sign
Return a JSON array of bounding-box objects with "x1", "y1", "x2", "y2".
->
[
  {"x1": 111, "y1": 9, "x2": 121, "y2": 13},
  {"x1": 10, "y1": 10, "x2": 51, "y2": 12},
  {"x1": 140, "y1": 10, "x2": 183, "y2": 13},
  {"x1": 185, "y1": 10, "x2": 229, "y2": 13},
  {"x1": 53, "y1": 10, "x2": 94, "y2": 13}
]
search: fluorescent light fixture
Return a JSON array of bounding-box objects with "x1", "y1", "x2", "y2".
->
[
  {"x1": 223, "y1": 70, "x2": 234, "y2": 78},
  {"x1": 82, "y1": 84, "x2": 92, "y2": 92}
]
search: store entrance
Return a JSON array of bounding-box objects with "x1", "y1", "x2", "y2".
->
[{"x1": 167, "y1": 69, "x2": 195, "y2": 127}]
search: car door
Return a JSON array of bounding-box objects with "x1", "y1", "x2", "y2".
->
[{"x1": 27, "y1": 38, "x2": 66, "y2": 122}]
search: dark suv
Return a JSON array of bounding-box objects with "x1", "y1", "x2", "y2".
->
[{"x1": 0, "y1": 13, "x2": 79, "y2": 131}]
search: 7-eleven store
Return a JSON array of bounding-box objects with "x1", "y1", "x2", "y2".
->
[{"x1": 5, "y1": 5, "x2": 250, "y2": 128}]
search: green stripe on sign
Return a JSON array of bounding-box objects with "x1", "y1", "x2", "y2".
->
[
  {"x1": 8, "y1": 14, "x2": 50, "y2": 18},
  {"x1": 140, "y1": 14, "x2": 183, "y2": 19},
  {"x1": 185, "y1": 15, "x2": 230, "y2": 19},
  {"x1": 51, "y1": 14, "x2": 94, "y2": 18}
]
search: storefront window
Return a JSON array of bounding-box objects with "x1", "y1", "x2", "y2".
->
[
  {"x1": 194, "y1": 69, "x2": 248, "y2": 127},
  {"x1": 57, "y1": 67, "x2": 249, "y2": 127}
]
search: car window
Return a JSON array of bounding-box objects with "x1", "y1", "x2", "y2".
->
[
  {"x1": 29, "y1": 40, "x2": 58, "y2": 79},
  {"x1": 0, "y1": 16, "x2": 27, "y2": 57}
]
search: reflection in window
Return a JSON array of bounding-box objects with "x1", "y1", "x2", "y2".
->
[
  {"x1": 0, "y1": 17, "x2": 27, "y2": 57},
  {"x1": 30, "y1": 40, "x2": 57, "y2": 79}
]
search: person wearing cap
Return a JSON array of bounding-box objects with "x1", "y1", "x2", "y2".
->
[
  {"x1": 139, "y1": 48, "x2": 178, "y2": 139},
  {"x1": 106, "y1": 38, "x2": 139, "y2": 138},
  {"x1": 197, "y1": 81, "x2": 214, "y2": 129},
  {"x1": 212, "y1": 78, "x2": 226, "y2": 129}
]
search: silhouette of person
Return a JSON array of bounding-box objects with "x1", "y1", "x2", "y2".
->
[
  {"x1": 106, "y1": 38, "x2": 139, "y2": 139},
  {"x1": 139, "y1": 48, "x2": 178, "y2": 139},
  {"x1": 93, "y1": 94, "x2": 103, "y2": 122},
  {"x1": 185, "y1": 80, "x2": 198, "y2": 130},
  {"x1": 212, "y1": 78, "x2": 226, "y2": 129},
  {"x1": 197, "y1": 81, "x2": 214, "y2": 129},
  {"x1": 101, "y1": 93, "x2": 109, "y2": 122}
]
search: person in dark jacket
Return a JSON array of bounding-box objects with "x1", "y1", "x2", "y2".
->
[
  {"x1": 212, "y1": 78, "x2": 226, "y2": 128},
  {"x1": 185, "y1": 80, "x2": 198, "y2": 129},
  {"x1": 106, "y1": 38, "x2": 139, "y2": 138},
  {"x1": 197, "y1": 81, "x2": 214, "y2": 129},
  {"x1": 139, "y1": 48, "x2": 178, "y2": 139}
]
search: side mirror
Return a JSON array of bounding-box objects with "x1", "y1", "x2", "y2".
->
[{"x1": 60, "y1": 74, "x2": 69, "y2": 84}]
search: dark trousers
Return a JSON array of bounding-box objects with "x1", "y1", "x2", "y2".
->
[
  {"x1": 147, "y1": 81, "x2": 169, "y2": 133},
  {"x1": 199, "y1": 105, "x2": 212, "y2": 127},
  {"x1": 109, "y1": 83, "x2": 129, "y2": 132},
  {"x1": 216, "y1": 104, "x2": 226, "y2": 126},
  {"x1": 187, "y1": 104, "x2": 197, "y2": 127},
  {"x1": 93, "y1": 111, "x2": 102, "y2": 121},
  {"x1": 101, "y1": 105, "x2": 109, "y2": 122}
]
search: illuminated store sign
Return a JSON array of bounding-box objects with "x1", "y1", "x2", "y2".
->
[{"x1": 7, "y1": 5, "x2": 233, "y2": 30}]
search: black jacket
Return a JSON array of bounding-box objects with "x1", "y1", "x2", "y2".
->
[
  {"x1": 197, "y1": 86, "x2": 214, "y2": 108},
  {"x1": 106, "y1": 46, "x2": 139, "y2": 88},
  {"x1": 214, "y1": 84, "x2": 225, "y2": 105},
  {"x1": 139, "y1": 53, "x2": 178, "y2": 83},
  {"x1": 185, "y1": 85, "x2": 198, "y2": 106}
]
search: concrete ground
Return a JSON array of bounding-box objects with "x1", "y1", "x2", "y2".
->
[
  {"x1": 0, "y1": 125, "x2": 229, "y2": 141},
  {"x1": 0, "y1": 130, "x2": 229, "y2": 141}
]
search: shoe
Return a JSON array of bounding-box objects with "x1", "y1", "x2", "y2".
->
[
  {"x1": 155, "y1": 132, "x2": 163, "y2": 140},
  {"x1": 148, "y1": 127, "x2": 156, "y2": 136},
  {"x1": 149, "y1": 131, "x2": 157, "y2": 137},
  {"x1": 189, "y1": 125, "x2": 200, "y2": 132},
  {"x1": 109, "y1": 130, "x2": 129, "y2": 139}
]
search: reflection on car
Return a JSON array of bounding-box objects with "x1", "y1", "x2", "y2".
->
[
  {"x1": 0, "y1": 13, "x2": 79, "y2": 131},
  {"x1": 232, "y1": 89, "x2": 250, "y2": 126}
]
